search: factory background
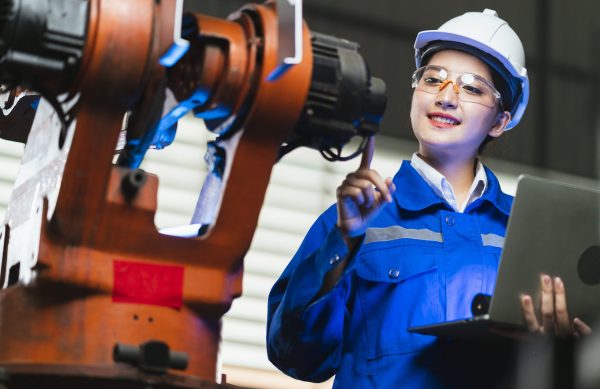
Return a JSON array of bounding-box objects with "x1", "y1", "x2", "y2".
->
[{"x1": 1, "y1": 0, "x2": 600, "y2": 387}]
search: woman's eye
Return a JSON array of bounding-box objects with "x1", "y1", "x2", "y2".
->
[
  {"x1": 423, "y1": 77, "x2": 442, "y2": 85},
  {"x1": 462, "y1": 85, "x2": 483, "y2": 95}
]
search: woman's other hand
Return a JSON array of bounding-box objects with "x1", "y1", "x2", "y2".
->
[{"x1": 520, "y1": 274, "x2": 592, "y2": 337}]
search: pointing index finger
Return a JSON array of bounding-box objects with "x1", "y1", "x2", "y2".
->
[{"x1": 360, "y1": 136, "x2": 375, "y2": 170}]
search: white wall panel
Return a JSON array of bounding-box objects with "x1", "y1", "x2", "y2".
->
[
  {"x1": 223, "y1": 317, "x2": 267, "y2": 345},
  {"x1": 227, "y1": 295, "x2": 267, "y2": 323}
]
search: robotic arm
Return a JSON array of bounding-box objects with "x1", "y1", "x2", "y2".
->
[{"x1": 0, "y1": 0, "x2": 386, "y2": 386}]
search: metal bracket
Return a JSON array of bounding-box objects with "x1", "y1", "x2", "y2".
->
[{"x1": 268, "y1": 0, "x2": 303, "y2": 81}]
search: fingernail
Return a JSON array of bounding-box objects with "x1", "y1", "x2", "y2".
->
[
  {"x1": 521, "y1": 295, "x2": 530, "y2": 306},
  {"x1": 554, "y1": 277, "x2": 563, "y2": 289},
  {"x1": 543, "y1": 275, "x2": 551, "y2": 286}
]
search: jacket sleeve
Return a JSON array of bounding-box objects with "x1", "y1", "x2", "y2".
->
[{"x1": 266, "y1": 205, "x2": 358, "y2": 382}]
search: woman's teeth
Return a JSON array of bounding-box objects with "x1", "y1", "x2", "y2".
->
[{"x1": 430, "y1": 115, "x2": 459, "y2": 125}]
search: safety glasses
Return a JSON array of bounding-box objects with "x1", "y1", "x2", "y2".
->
[{"x1": 411, "y1": 65, "x2": 502, "y2": 108}]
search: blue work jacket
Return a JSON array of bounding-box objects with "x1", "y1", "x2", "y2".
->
[{"x1": 267, "y1": 161, "x2": 517, "y2": 388}]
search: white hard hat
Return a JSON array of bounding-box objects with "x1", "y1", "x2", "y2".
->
[{"x1": 414, "y1": 9, "x2": 529, "y2": 130}]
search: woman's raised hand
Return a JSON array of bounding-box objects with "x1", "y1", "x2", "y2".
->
[{"x1": 335, "y1": 137, "x2": 396, "y2": 242}]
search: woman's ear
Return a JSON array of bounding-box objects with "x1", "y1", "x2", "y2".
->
[{"x1": 488, "y1": 111, "x2": 511, "y2": 138}]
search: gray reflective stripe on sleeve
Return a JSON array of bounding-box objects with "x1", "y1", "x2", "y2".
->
[
  {"x1": 481, "y1": 233, "x2": 505, "y2": 248},
  {"x1": 364, "y1": 226, "x2": 443, "y2": 244}
]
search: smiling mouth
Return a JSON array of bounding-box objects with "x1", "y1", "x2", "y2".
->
[{"x1": 428, "y1": 114, "x2": 461, "y2": 126}]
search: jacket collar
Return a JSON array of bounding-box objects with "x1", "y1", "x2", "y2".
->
[
  {"x1": 393, "y1": 161, "x2": 447, "y2": 211},
  {"x1": 477, "y1": 165, "x2": 512, "y2": 215},
  {"x1": 393, "y1": 161, "x2": 512, "y2": 215}
]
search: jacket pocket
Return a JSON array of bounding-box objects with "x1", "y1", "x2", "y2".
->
[{"x1": 355, "y1": 244, "x2": 441, "y2": 359}]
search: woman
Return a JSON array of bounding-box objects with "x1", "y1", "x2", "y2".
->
[{"x1": 267, "y1": 9, "x2": 589, "y2": 388}]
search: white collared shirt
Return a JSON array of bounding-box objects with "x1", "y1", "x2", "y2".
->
[{"x1": 410, "y1": 153, "x2": 487, "y2": 213}]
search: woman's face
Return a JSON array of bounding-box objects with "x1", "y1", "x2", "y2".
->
[{"x1": 410, "y1": 49, "x2": 510, "y2": 161}]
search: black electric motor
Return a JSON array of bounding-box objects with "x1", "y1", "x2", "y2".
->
[{"x1": 280, "y1": 32, "x2": 387, "y2": 161}]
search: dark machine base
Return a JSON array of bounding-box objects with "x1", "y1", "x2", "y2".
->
[{"x1": 0, "y1": 363, "x2": 246, "y2": 389}]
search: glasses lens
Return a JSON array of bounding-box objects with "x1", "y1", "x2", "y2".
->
[
  {"x1": 456, "y1": 73, "x2": 498, "y2": 107},
  {"x1": 412, "y1": 66, "x2": 500, "y2": 108},
  {"x1": 412, "y1": 66, "x2": 446, "y2": 91}
]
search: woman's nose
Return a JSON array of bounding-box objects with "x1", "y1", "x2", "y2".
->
[{"x1": 435, "y1": 81, "x2": 459, "y2": 109}]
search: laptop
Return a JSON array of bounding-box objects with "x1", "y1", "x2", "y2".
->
[{"x1": 408, "y1": 174, "x2": 600, "y2": 338}]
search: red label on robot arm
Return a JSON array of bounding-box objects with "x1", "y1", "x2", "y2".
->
[{"x1": 112, "y1": 260, "x2": 184, "y2": 309}]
